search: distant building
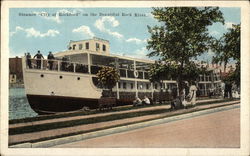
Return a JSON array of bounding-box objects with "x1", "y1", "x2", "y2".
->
[
  {"x1": 9, "y1": 74, "x2": 17, "y2": 83},
  {"x1": 9, "y1": 57, "x2": 23, "y2": 83}
]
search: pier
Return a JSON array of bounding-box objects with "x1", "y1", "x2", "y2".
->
[{"x1": 9, "y1": 98, "x2": 240, "y2": 148}]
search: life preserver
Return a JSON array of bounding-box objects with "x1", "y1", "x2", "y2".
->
[{"x1": 134, "y1": 70, "x2": 139, "y2": 78}]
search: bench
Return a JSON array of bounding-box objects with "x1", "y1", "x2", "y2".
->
[{"x1": 98, "y1": 97, "x2": 116, "y2": 111}]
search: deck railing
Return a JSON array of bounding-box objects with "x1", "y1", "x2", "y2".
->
[{"x1": 26, "y1": 58, "x2": 89, "y2": 74}]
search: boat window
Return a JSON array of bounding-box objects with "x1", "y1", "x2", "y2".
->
[
  {"x1": 199, "y1": 75, "x2": 204, "y2": 81},
  {"x1": 130, "y1": 83, "x2": 133, "y2": 89},
  {"x1": 79, "y1": 44, "x2": 83, "y2": 50},
  {"x1": 72, "y1": 44, "x2": 76, "y2": 50},
  {"x1": 154, "y1": 84, "x2": 158, "y2": 89},
  {"x1": 146, "y1": 84, "x2": 149, "y2": 89},
  {"x1": 90, "y1": 65, "x2": 102, "y2": 74},
  {"x1": 138, "y1": 72, "x2": 143, "y2": 79},
  {"x1": 144, "y1": 72, "x2": 149, "y2": 79},
  {"x1": 161, "y1": 83, "x2": 165, "y2": 89},
  {"x1": 139, "y1": 84, "x2": 143, "y2": 89},
  {"x1": 75, "y1": 64, "x2": 88, "y2": 73},
  {"x1": 127, "y1": 70, "x2": 135, "y2": 78},
  {"x1": 118, "y1": 82, "x2": 121, "y2": 88},
  {"x1": 119, "y1": 69, "x2": 126, "y2": 77},
  {"x1": 96, "y1": 43, "x2": 100, "y2": 51},
  {"x1": 123, "y1": 82, "x2": 127, "y2": 89},
  {"x1": 208, "y1": 76, "x2": 211, "y2": 81},
  {"x1": 103, "y1": 44, "x2": 106, "y2": 51},
  {"x1": 86, "y1": 42, "x2": 89, "y2": 49}
]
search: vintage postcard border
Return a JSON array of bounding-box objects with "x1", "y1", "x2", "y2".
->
[{"x1": 1, "y1": 1, "x2": 250, "y2": 156}]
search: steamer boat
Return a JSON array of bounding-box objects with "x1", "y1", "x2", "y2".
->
[{"x1": 22, "y1": 37, "x2": 222, "y2": 114}]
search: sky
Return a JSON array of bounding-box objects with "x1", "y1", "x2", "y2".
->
[{"x1": 9, "y1": 7, "x2": 240, "y2": 63}]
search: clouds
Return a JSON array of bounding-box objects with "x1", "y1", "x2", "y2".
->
[
  {"x1": 224, "y1": 22, "x2": 236, "y2": 29},
  {"x1": 10, "y1": 26, "x2": 60, "y2": 38},
  {"x1": 209, "y1": 21, "x2": 238, "y2": 38},
  {"x1": 126, "y1": 47, "x2": 149, "y2": 59},
  {"x1": 9, "y1": 47, "x2": 26, "y2": 58},
  {"x1": 94, "y1": 16, "x2": 147, "y2": 45},
  {"x1": 126, "y1": 38, "x2": 147, "y2": 44},
  {"x1": 94, "y1": 16, "x2": 123, "y2": 39},
  {"x1": 72, "y1": 25, "x2": 95, "y2": 38}
]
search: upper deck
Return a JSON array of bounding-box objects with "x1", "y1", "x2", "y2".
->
[
  {"x1": 54, "y1": 37, "x2": 154, "y2": 65},
  {"x1": 68, "y1": 37, "x2": 110, "y2": 54}
]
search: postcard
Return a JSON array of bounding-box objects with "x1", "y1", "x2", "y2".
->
[{"x1": 1, "y1": 1, "x2": 250, "y2": 156}]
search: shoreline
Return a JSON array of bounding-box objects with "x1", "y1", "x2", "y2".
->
[{"x1": 9, "y1": 83, "x2": 24, "y2": 88}]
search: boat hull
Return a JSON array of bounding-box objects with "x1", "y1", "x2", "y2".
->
[{"x1": 27, "y1": 94, "x2": 99, "y2": 114}]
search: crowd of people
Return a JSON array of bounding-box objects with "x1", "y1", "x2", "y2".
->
[
  {"x1": 132, "y1": 80, "x2": 240, "y2": 111},
  {"x1": 25, "y1": 50, "x2": 68, "y2": 70},
  {"x1": 133, "y1": 96, "x2": 151, "y2": 106},
  {"x1": 26, "y1": 50, "x2": 52, "y2": 69}
]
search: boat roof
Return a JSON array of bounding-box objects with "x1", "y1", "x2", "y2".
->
[
  {"x1": 69, "y1": 37, "x2": 110, "y2": 43},
  {"x1": 54, "y1": 50, "x2": 155, "y2": 64}
]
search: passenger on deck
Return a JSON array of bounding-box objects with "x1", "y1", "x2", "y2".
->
[
  {"x1": 61, "y1": 56, "x2": 68, "y2": 71},
  {"x1": 26, "y1": 52, "x2": 32, "y2": 69},
  {"x1": 33, "y1": 50, "x2": 44, "y2": 69},
  {"x1": 47, "y1": 51, "x2": 55, "y2": 70},
  {"x1": 142, "y1": 96, "x2": 150, "y2": 105},
  {"x1": 133, "y1": 96, "x2": 142, "y2": 106}
]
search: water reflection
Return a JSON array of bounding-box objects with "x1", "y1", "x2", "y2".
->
[{"x1": 9, "y1": 87, "x2": 37, "y2": 120}]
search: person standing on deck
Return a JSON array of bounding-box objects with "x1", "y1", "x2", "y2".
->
[
  {"x1": 61, "y1": 56, "x2": 68, "y2": 71},
  {"x1": 189, "y1": 81, "x2": 198, "y2": 106},
  {"x1": 47, "y1": 51, "x2": 55, "y2": 70},
  {"x1": 33, "y1": 50, "x2": 44, "y2": 69},
  {"x1": 26, "y1": 52, "x2": 32, "y2": 69}
]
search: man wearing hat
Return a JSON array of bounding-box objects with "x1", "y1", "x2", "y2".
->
[
  {"x1": 33, "y1": 50, "x2": 44, "y2": 69},
  {"x1": 26, "y1": 52, "x2": 32, "y2": 68},
  {"x1": 47, "y1": 51, "x2": 55, "y2": 70}
]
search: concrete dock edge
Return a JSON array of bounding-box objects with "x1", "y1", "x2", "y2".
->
[{"x1": 10, "y1": 103, "x2": 240, "y2": 148}]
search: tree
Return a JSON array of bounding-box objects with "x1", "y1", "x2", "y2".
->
[
  {"x1": 96, "y1": 66, "x2": 120, "y2": 97},
  {"x1": 182, "y1": 61, "x2": 207, "y2": 83},
  {"x1": 211, "y1": 24, "x2": 240, "y2": 85},
  {"x1": 147, "y1": 7, "x2": 224, "y2": 94},
  {"x1": 148, "y1": 62, "x2": 173, "y2": 84}
]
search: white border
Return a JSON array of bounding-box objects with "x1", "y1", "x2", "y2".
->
[{"x1": 1, "y1": 1, "x2": 249, "y2": 156}]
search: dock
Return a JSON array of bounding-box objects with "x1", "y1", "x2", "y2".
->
[{"x1": 9, "y1": 98, "x2": 240, "y2": 148}]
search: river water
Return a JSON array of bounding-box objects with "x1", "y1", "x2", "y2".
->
[{"x1": 9, "y1": 87, "x2": 37, "y2": 120}]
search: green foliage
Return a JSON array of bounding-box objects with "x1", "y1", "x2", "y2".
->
[
  {"x1": 147, "y1": 7, "x2": 224, "y2": 62},
  {"x1": 148, "y1": 62, "x2": 174, "y2": 83},
  {"x1": 147, "y1": 7, "x2": 224, "y2": 93},
  {"x1": 211, "y1": 24, "x2": 240, "y2": 85},
  {"x1": 96, "y1": 66, "x2": 120, "y2": 90},
  {"x1": 182, "y1": 62, "x2": 209, "y2": 82},
  {"x1": 149, "y1": 60, "x2": 210, "y2": 86}
]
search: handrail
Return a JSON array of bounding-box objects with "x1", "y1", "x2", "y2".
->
[{"x1": 25, "y1": 58, "x2": 89, "y2": 74}]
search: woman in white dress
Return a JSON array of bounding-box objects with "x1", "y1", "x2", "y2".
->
[{"x1": 189, "y1": 82, "x2": 198, "y2": 106}]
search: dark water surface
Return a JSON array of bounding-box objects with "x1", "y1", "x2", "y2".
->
[{"x1": 9, "y1": 87, "x2": 37, "y2": 120}]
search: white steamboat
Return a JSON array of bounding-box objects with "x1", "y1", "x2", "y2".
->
[{"x1": 22, "y1": 37, "x2": 221, "y2": 114}]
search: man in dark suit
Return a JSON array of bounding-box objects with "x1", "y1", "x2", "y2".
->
[
  {"x1": 47, "y1": 51, "x2": 55, "y2": 70},
  {"x1": 33, "y1": 50, "x2": 44, "y2": 69}
]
